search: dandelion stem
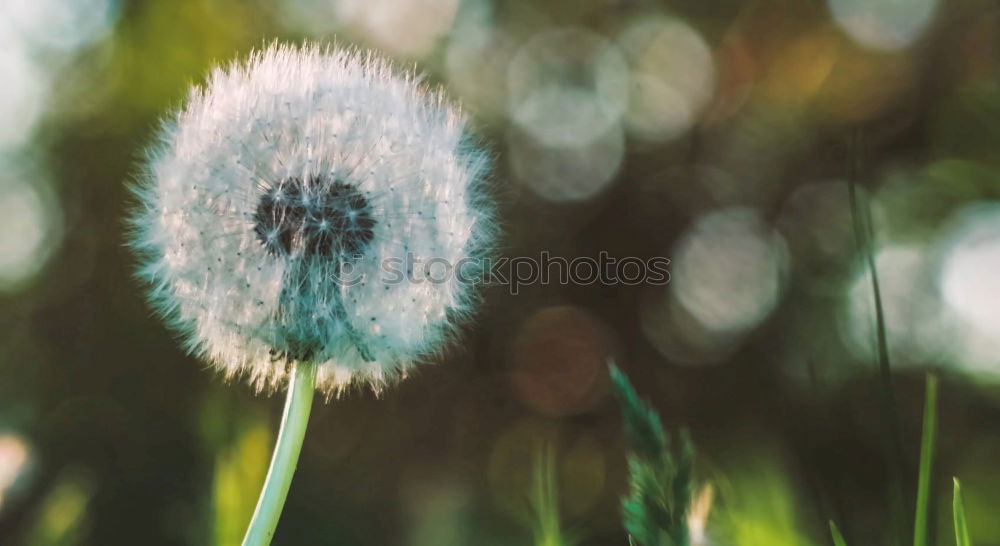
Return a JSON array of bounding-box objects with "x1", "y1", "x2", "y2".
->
[{"x1": 242, "y1": 362, "x2": 317, "y2": 546}]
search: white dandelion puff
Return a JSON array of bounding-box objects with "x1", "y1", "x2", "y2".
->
[{"x1": 129, "y1": 43, "x2": 495, "y2": 396}]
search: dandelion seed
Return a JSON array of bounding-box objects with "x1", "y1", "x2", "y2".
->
[{"x1": 129, "y1": 43, "x2": 495, "y2": 396}]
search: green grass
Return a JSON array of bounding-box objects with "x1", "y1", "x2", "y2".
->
[
  {"x1": 846, "y1": 130, "x2": 908, "y2": 545},
  {"x1": 829, "y1": 520, "x2": 848, "y2": 546},
  {"x1": 529, "y1": 441, "x2": 577, "y2": 546},
  {"x1": 829, "y1": 374, "x2": 976, "y2": 546},
  {"x1": 953, "y1": 478, "x2": 971, "y2": 546},
  {"x1": 913, "y1": 374, "x2": 938, "y2": 546},
  {"x1": 609, "y1": 363, "x2": 693, "y2": 546}
]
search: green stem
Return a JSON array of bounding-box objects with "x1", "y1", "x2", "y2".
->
[
  {"x1": 846, "y1": 129, "x2": 907, "y2": 544},
  {"x1": 913, "y1": 374, "x2": 938, "y2": 546},
  {"x1": 242, "y1": 362, "x2": 317, "y2": 546},
  {"x1": 829, "y1": 520, "x2": 848, "y2": 546},
  {"x1": 953, "y1": 478, "x2": 971, "y2": 546}
]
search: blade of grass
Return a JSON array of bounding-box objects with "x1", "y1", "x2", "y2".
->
[
  {"x1": 913, "y1": 374, "x2": 938, "y2": 546},
  {"x1": 530, "y1": 440, "x2": 575, "y2": 546},
  {"x1": 953, "y1": 478, "x2": 971, "y2": 546},
  {"x1": 829, "y1": 520, "x2": 848, "y2": 546},
  {"x1": 846, "y1": 129, "x2": 908, "y2": 545}
]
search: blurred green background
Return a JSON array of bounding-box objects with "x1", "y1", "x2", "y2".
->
[{"x1": 2, "y1": 0, "x2": 1000, "y2": 544}]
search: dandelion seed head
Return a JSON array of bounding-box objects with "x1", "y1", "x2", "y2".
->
[{"x1": 130, "y1": 43, "x2": 495, "y2": 396}]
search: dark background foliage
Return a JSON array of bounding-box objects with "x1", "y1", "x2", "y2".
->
[{"x1": 2, "y1": 0, "x2": 1000, "y2": 544}]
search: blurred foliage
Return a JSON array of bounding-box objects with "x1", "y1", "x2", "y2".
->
[
  {"x1": 711, "y1": 447, "x2": 817, "y2": 546},
  {"x1": 203, "y1": 396, "x2": 271, "y2": 545},
  {"x1": 610, "y1": 364, "x2": 693, "y2": 546},
  {"x1": 24, "y1": 468, "x2": 94, "y2": 546},
  {"x1": 528, "y1": 441, "x2": 578, "y2": 546}
]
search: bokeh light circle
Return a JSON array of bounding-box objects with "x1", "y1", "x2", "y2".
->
[
  {"x1": 939, "y1": 203, "x2": 1000, "y2": 337},
  {"x1": 508, "y1": 305, "x2": 616, "y2": 416},
  {"x1": 828, "y1": 0, "x2": 938, "y2": 51},
  {"x1": 842, "y1": 245, "x2": 947, "y2": 364},
  {"x1": 508, "y1": 125, "x2": 625, "y2": 202},
  {"x1": 1, "y1": 0, "x2": 118, "y2": 51},
  {"x1": 617, "y1": 15, "x2": 715, "y2": 141},
  {"x1": 0, "y1": 433, "x2": 31, "y2": 509},
  {"x1": 672, "y1": 208, "x2": 788, "y2": 334},
  {"x1": 0, "y1": 177, "x2": 62, "y2": 291},
  {"x1": 339, "y1": 0, "x2": 459, "y2": 57},
  {"x1": 934, "y1": 203, "x2": 1000, "y2": 377},
  {"x1": 507, "y1": 27, "x2": 629, "y2": 148},
  {"x1": 0, "y1": 42, "x2": 47, "y2": 149},
  {"x1": 640, "y1": 285, "x2": 745, "y2": 366},
  {"x1": 279, "y1": 0, "x2": 458, "y2": 57},
  {"x1": 444, "y1": 2, "x2": 514, "y2": 119}
]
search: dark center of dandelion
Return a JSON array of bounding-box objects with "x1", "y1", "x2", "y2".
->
[{"x1": 253, "y1": 175, "x2": 376, "y2": 258}]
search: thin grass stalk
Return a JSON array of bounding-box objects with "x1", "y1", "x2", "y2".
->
[
  {"x1": 829, "y1": 520, "x2": 848, "y2": 546},
  {"x1": 913, "y1": 374, "x2": 938, "y2": 546},
  {"x1": 952, "y1": 478, "x2": 971, "y2": 546},
  {"x1": 846, "y1": 129, "x2": 908, "y2": 544}
]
